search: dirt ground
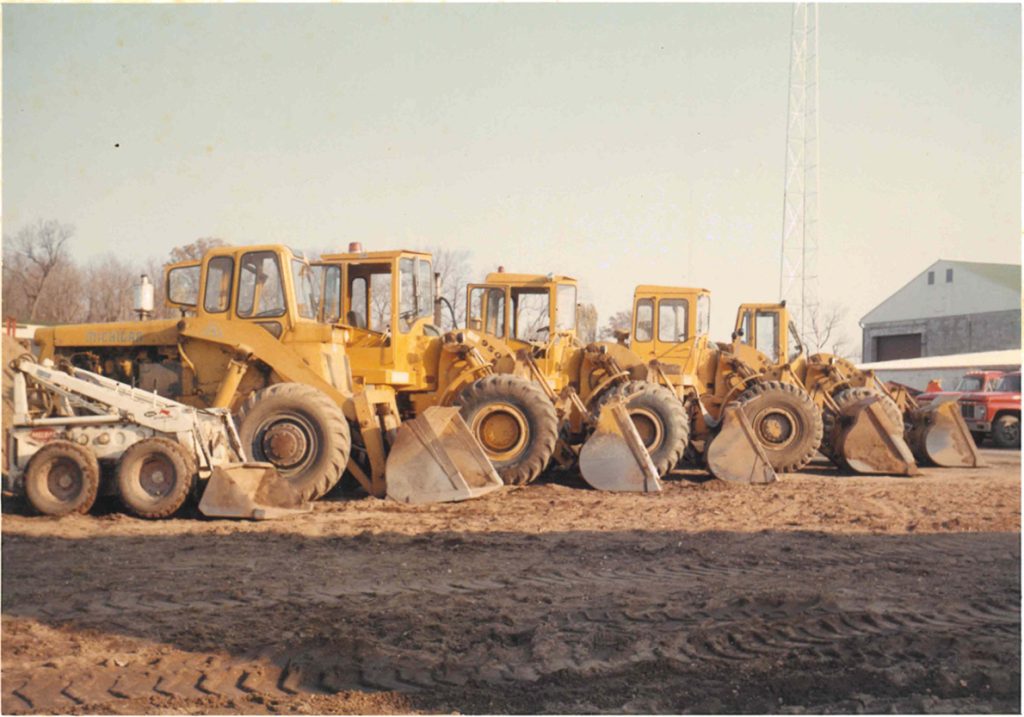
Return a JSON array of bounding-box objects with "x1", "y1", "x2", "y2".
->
[{"x1": 2, "y1": 449, "x2": 1020, "y2": 715}]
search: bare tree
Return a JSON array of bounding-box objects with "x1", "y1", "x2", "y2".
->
[
  {"x1": 429, "y1": 246, "x2": 472, "y2": 331},
  {"x1": 169, "y1": 237, "x2": 228, "y2": 263},
  {"x1": 81, "y1": 256, "x2": 140, "y2": 322},
  {"x1": 598, "y1": 309, "x2": 633, "y2": 341},
  {"x1": 577, "y1": 303, "x2": 598, "y2": 343},
  {"x1": 801, "y1": 302, "x2": 851, "y2": 358},
  {"x1": 3, "y1": 220, "x2": 76, "y2": 322}
]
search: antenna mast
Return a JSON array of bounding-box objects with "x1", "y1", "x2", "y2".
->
[{"x1": 779, "y1": 2, "x2": 820, "y2": 336}]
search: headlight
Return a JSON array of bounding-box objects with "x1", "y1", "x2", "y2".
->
[{"x1": 975, "y1": 404, "x2": 986, "y2": 419}]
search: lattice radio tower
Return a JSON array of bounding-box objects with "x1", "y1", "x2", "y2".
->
[{"x1": 779, "y1": 2, "x2": 820, "y2": 337}]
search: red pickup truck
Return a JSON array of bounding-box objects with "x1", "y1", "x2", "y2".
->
[
  {"x1": 958, "y1": 372, "x2": 1021, "y2": 448},
  {"x1": 916, "y1": 370, "x2": 1005, "y2": 406}
]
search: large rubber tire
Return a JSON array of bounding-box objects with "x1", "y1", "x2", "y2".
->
[
  {"x1": 992, "y1": 414, "x2": 1020, "y2": 449},
  {"x1": 116, "y1": 438, "x2": 196, "y2": 519},
  {"x1": 458, "y1": 375, "x2": 558, "y2": 486},
  {"x1": 821, "y1": 386, "x2": 904, "y2": 466},
  {"x1": 596, "y1": 381, "x2": 690, "y2": 477},
  {"x1": 734, "y1": 381, "x2": 823, "y2": 473},
  {"x1": 24, "y1": 440, "x2": 100, "y2": 517},
  {"x1": 236, "y1": 383, "x2": 351, "y2": 501}
]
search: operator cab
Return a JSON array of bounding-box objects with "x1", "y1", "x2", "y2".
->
[
  {"x1": 627, "y1": 286, "x2": 711, "y2": 366},
  {"x1": 164, "y1": 245, "x2": 321, "y2": 339},
  {"x1": 732, "y1": 303, "x2": 804, "y2": 365},
  {"x1": 465, "y1": 271, "x2": 578, "y2": 347},
  {"x1": 318, "y1": 245, "x2": 439, "y2": 340}
]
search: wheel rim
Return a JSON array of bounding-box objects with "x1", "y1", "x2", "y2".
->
[
  {"x1": 138, "y1": 454, "x2": 177, "y2": 498},
  {"x1": 752, "y1": 407, "x2": 799, "y2": 449},
  {"x1": 629, "y1": 408, "x2": 664, "y2": 452},
  {"x1": 46, "y1": 457, "x2": 83, "y2": 502},
  {"x1": 999, "y1": 421, "x2": 1019, "y2": 444},
  {"x1": 255, "y1": 414, "x2": 317, "y2": 474},
  {"x1": 471, "y1": 404, "x2": 529, "y2": 462}
]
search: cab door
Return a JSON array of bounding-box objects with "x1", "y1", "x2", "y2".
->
[
  {"x1": 466, "y1": 284, "x2": 510, "y2": 338},
  {"x1": 630, "y1": 293, "x2": 697, "y2": 365},
  {"x1": 733, "y1": 304, "x2": 787, "y2": 364}
]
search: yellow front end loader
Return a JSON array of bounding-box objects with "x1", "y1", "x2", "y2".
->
[
  {"x1": 732, "y1": 302, "x2": 984, "y2": 472},
  {"x1": 313, "y1": 246, "x2": 660, "y2": 493},
  {"x1": 32, "y1": 244, "x2": 502, "y2": 511}
]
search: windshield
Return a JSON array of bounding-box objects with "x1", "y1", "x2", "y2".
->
[
  {"x1": 291, "y1": 259, "x2": 319, "y2": 320},
  {"x1": 997, "y1": 374, "x2": 1021, "y2": 392},
  {"x1": 513, "y1": 288, "x2": 550, "y2": 341},
  {"x1": 555, "y1": 285, "x2": 577, "y2": 331},
  {"x1": 955, "y1": 376, "x2": 984, "y2": 392},
  {"x1": 696, "y1": 294, "x2": 710, "y2": 336}
]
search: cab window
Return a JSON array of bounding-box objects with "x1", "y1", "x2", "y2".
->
[
  {"x1": 468, "y1": 287, "x2": 485, "y2": 330},
  {"x1": 696, "y1": 294, "x2": 711, "y2": 336},
  {"x1": 486, "y1": 288, "x2": 505, "y2": 337},
  {"x1": 291, "y1": 259, "x2": 319, "y2": 320},
  {"x1": 738, "y1": 311, "x2": 753, "y2": 345},
  {"x1": 513, "y1": 288, "x2": 550, "y2": 341},
  {"x1": 658, "y1": 299, "x2": 688, "y2": 343},
  {"x1": 167, "y1": 265, "x2": 200, "y2": 307},
  {"x1": 417, "y1": 258, "x2": 434, "y2": 322},
  {"x1": 347, "y1": 262, "x2": 391, "y2": 332},
  {"x1": 634, "y1": 299, "x2": 654, "y2": 342},
  {"x1": 237, "y1": 251, "x2": 285, "y2": 319},
  {"x1": 755, "y1": 311, "x2": 780, "y2": 362},
  {"x1": 322, "y1": 265, "x2": 341, "y2": 323},
  {"x1": 555, "y1": 284, "x2": 577, "y2": 331},
  {"x1": 399, "y1": 258, "x2": 416, "y2": 333},
  {"x1": 202, "y1": 257, "x2": 232, "y2": 313},
  {"x1": 787, "y1": 321, "x2": 804, "y2": 362}
]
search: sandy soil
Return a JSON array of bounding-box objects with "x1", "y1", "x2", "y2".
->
[{"x1": 2, "y1": 450, "x2": 1020, "y2": 714}]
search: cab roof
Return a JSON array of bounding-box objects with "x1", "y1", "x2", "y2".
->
[
  {"x1": 320, "y1": 248, "x2": 432, "y2": 262},
  {"x1": 482, "y1": 272, "x2": 577, "y2": 285},
  {"x1": 634, "y1": 284, "x2": 710, "y2": 296}
]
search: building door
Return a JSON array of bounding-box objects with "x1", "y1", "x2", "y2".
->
[{"x1": 875, "y1": 333, "x2": 922, "y2": 361}]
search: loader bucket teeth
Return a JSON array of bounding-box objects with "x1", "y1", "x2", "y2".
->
[
  {"x1": 907, "y1": 400, "x2": 986, "y2": 468},
  {"x1": 199, "y1": 462, "x2": 313, "y2": 520},
  {"x1": 833, "y1": 397, "x2": 919, "y2": 476},
  {"x1": 705, "y1": 405, "x2": 777, "y2": 484},
  {"x1": 385, "y1": 406, "x2": 504, "y2": 504},
  {"x1": 579, "y1": 399, "x2": 662, "y2": 492}
]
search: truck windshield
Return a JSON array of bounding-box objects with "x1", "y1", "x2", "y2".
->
[
  {"x1": 997, "y1": 374, "x2": 1020, "y2": 392},
  {"x1": 955, "y1": 376, "x2": 984, "y2": 391}
]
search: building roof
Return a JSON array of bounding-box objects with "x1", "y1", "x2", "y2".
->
[
  {"x1": 861, "y1": 259, "x2": 1021, "y2": 325},
  {"x1": 858, "y1": 348, "x2": 1021, "y2": 371}
]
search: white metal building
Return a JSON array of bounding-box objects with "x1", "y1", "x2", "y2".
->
[{"x1": 860, "y1": 260, "x2": 1021, "y2": 364}]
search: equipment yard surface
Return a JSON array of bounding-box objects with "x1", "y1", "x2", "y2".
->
[{"x1": 2, "y1": 450, "x2": 1020, "y2": 715}]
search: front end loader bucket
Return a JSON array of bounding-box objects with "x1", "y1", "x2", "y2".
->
[
  {"x1": 705, "y1": 405, "x2": 777, "y2": 484},
  {"x1": 199, "y1": 462, "x2": 313, "y2": 519},
  {"x1": 833, "y1": 397, "x2": 919, "y2": 476},
  {"x1": 386, "y1": 406, "x2": 504, "y2": 504},
  {"x1": 907, "y1": 400, "x2": 986, "y2": 468},
  {"x1": 578, "y1": 399, "x2": 661, "y2": 492}
]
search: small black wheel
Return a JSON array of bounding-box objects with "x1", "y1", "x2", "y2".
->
[
  {"x1": 458, "y1": 375, "x2": 558, "y2": 486},
  {"x1": 117, "y1": 437, "x2": 196, "y2": 518},
  {"x1": 24, "y1": 440, "x2": 100, "y2": 516},
  {"x1": 236, "y1": 383, "x2": 351, "y2": 501},
  {"x1": 595, "y1": 381, "x2": 690, "y2": 477},
  {"x1": 733, "y1": 380, "x2": 823, "y2": 473},
  {"x1": 992, "y1": 414, "x2": 1020, "y2": 449}
]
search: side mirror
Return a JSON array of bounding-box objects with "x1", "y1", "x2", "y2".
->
[{"x1": 731, "y1": 327, "x2": 744, "y2": 340}]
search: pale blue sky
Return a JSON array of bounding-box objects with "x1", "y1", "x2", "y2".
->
[{"x1": 4, "y1": 3, "x2": 1020, "y2": 349}]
